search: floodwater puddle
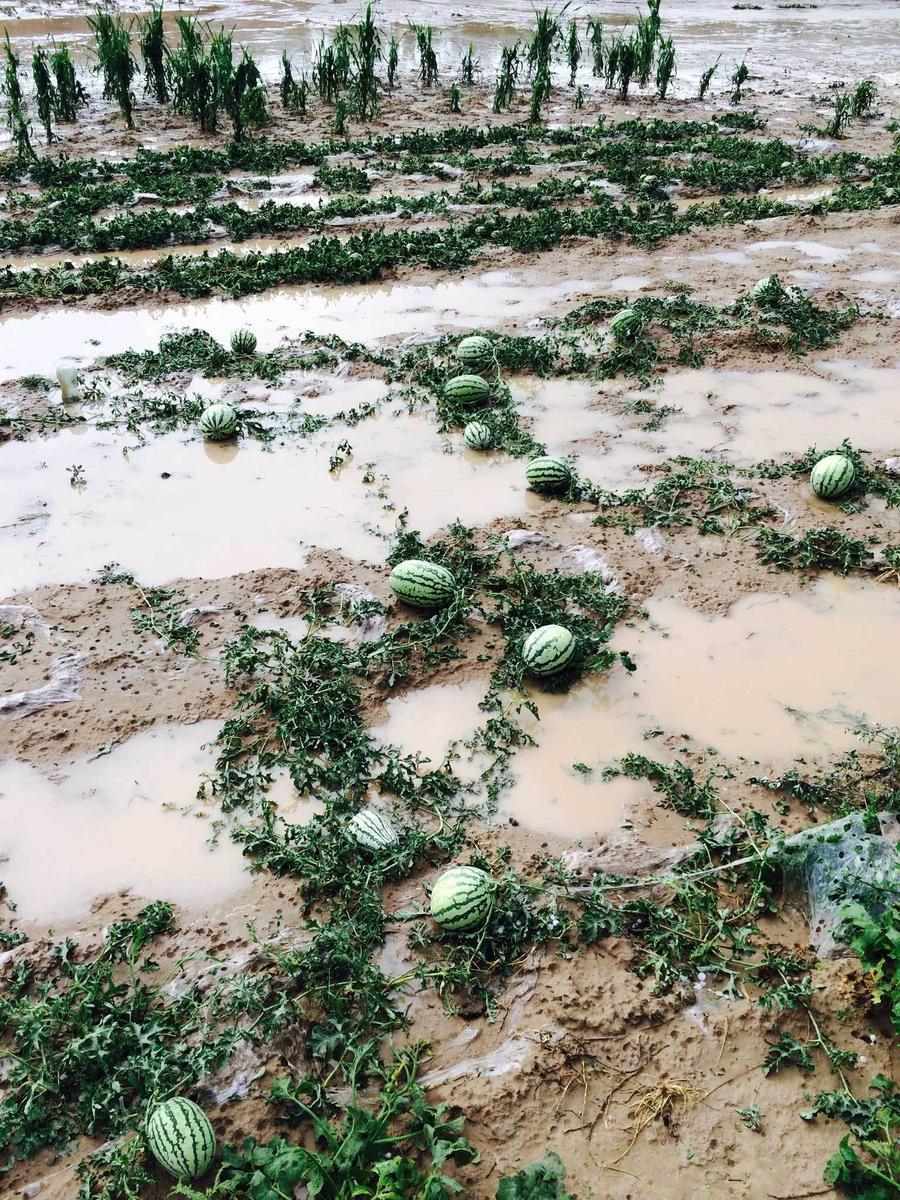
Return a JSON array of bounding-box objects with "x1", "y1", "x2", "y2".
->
[
  {"x1": 515, "y1": 364, "x2": 900, "y2": 493},
  {"x1": 0, "y1": 721, "x2": 250, "y2": 925},
  {"x1": 0, "y1": 271, "x2": 599, "y2": 381},
  {"x1": 0, "y1": 396, "x2": 532, "y2": 595},
  {"x1": 372, "y1": 679, "x2": 487, "y2": 770},
  {"x1": 606, "y1": 576, "x2": 900, "y2": 762}
]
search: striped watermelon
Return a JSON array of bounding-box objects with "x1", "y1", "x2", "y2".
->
[
  {"x1": 443, "y1": 374, "x2": 491, "y2": 408},
  {"x1": 199, "y1": 403, "x2": 237, "y2": 441},
  {"x1": 389, "y1": 559, "x2": 457, "y2": 609},
  {"x1": 810, "y1": 453, "x2": 856, "y2": 500},
  {"x1": 430, "y1": 865, "x2": 494, "y2": 931},
  {"x1": 456, "y1": 335, "x2": 494, "y2": 372},
  {"x1": 751, "y1": 275, "x2": 779, "y2": 303},
  {"x1": 522, "y1": 624, "x2": 576, "y2": 677},
  {"x1": 230, "y1": 329, "x2": 257, "y2": 355},
  {"x1": 347, "y1": 808, "x2": 399, "y2": 850},
  {"x1": 610, "y1": 308, "x2": 641, "y2": 345},
  {"x1": 526, "y1": 456, "x2": 571, "y2": 494},
  {"x1": 145, "y1": 1098, "x2": 215, "y2": 1180},
  {"x1": 463, "y1": 421, "x2": 493, "y2": 450}
]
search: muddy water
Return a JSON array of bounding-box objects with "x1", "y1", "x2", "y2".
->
[
  {"x1": 372, "y1": 680, "x2": 487, "y2": 770},
  {"x1": 0, "y1": 721, "x2": 250, "y2": 925},
  {"x1": 0, "y1": 272, "x2": 598, "y2": 382},
  {"x1": 4, "y1": 0, "x2": 899, "y2": 96},
  {"x1": 0, "y1": 398, "x2": 533, "y2": 595},
  {"x1": 607, "y1": 576, "x2": 900, "y2": 763},
  {"x1": 515, "y1": 364, "x2": 900, "y2": 493}
]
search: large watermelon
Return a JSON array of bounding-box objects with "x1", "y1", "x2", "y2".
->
[
  {"x1": 199, "y1": 403, "x2": 237, "y2": 441},
  {"x1": 463, "y1": 421, "x2": 493, "y2": 450},
  {"x1": 525, "y1": 456, "x2": 571, "y2": 494},
  {"x1": 430, "y1": 865, "x2": 494, "y2": 931},
  {"x1": 230, "y1": 329, "x2": 257, "y2": 356},
  {"x1": 810, "y1": 453, "x2": 855, "y2": 500},
  {"x1": 389, "y1": 560, "x2": 456, "y2": 609},
  {"x1": 145, "y1": 1098, "x2": 216, "y2": 1180},
  {"x1": 456, "y1": 335, "x2": 494, "y2": 372},
  {"x1": 750, "y1": 275, "x2": 780, "y2": 304},
  {"x1": 610, "y1": 308, "x2": 642, "y2": 345},
  {"x1": 443, "y1": 374, "x2": 491, "y2": 408},
  {"x1": 522, "y1": 625, "x2": 576, "y2": 677},
  {"x1": 347, "y1": 808, "x2": 399, "y2": 850}
]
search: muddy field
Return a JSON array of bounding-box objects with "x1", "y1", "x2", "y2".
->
[{"x1": 0, "y1": 2, "x2": 899, "y2": 1199}]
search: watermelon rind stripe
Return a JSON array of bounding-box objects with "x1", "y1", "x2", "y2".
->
[{"x1": 147, "y1": 1099, "x2": 214, "y2": 1179}]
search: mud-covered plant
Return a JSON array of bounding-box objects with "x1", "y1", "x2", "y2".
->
[
  {"x1": 348, "y1": 3, "x2": 381, "y2": 121},
  {"x1": 849, "y1": 78, "x2": 878, "y2": 118},
  {"x1": 280, "y1": 52, "x2": 309, "y2": 116},
  {"x1": 410, "y1": 23, "x2": 438, "y2": 87},
  {"x1": 527, "y1": 5, "x2": 564, "y2": 81},
  {"x1": 386, "y1": 35, "x2": 399, "y2": 90},
  {"x1": 656, "y1": 36, "x2": 676, "y2": 99},
  {"x1": 616, "y1": 37, "x2": 638, "y2": 100},
  {"x1": 87, "y1": 8, "x2": 137, "y2": 129},
  {"x1": 586, "y1": 16, "x2": 604, "y2": 76},
  {"x1": 95, "y1": 564, "x2": 201, "y2": 655},
  {"x1": 50, "y1": 44, "x2": 86, "y2": 121},
  {"x1": 730, "y1": 56, "x2": 749, "y2": 104},
  {"x1": 30, "y1": 46, "x2": 56, "y2": 143},
  {"x1": 634, "y1": 0, "x2": 661, "y2": 88},
  {"x1": 461, "y1": 43, "x2": 476, "y2": 85},
  {"x1": 167, "y1": 17, "x2": 217, "y2": 132},
  {"x1": 574, "y1": 84, "x2": 584, "y2": 109},
  {"x1": 448, "y1": 82, "x2": 460, "y2": 113},
  {"x1": 528, "y1": 64, "x2": 551, "y2": 123},
  {"x1": 138, "y1": 4, "x2": 168, "y2": 103},
  {"x1": 333, "y1": 97, "x2": 349, "y2": 135},
  {"x1": 811, "y1": 1075, "x2": 900, "y2": 1197},
  {"x1": 1, "y1": 33, "x2": 35, "y2": 163},
  {"x1": 697, "y1": 56, "x2": 719, "y2": 100},
  {"x1": 824, "y1": 93, "x2": 853, "y2": 139},
  {"x1": 216, "y1": 41, "x2": 269, "y2": 142},
  {"x1": 565, "y1": 20, "x2": 580, "y2": 86},
  {"x1": 493, "y1": 43, "x2": 519, "y2": 113}
]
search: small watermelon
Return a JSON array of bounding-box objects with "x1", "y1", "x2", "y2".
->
[
  {"x1": 199, "y1": 403, "x2": 237, "y2": 441},
  {"x1": 430, "y1": 865, "x2": 494, "y2": 931},
  {"x1": 145, "y1": 1098, "x2": 216, "y2": 1180},
  {"x1": 443, "y1": 374, "x2": 491, "y2": 408},
  {"x1": 389, "y1": 560, "x2": 457, "y2": 609},
  {"x1": 522, "y1": 624, "x2": 577, "y2": 677},
  {"x1": 610, "y1": 308, "x2": 642, "y2": 345},
  {"x1": 230, "y1": 329, "x2": 257, "y2": 356},
  {"x1": 810, "y1": 453, "x2": 856, "y2": 500},
  {"x1": 456, "y1": 335, "x2": 494, "y2": 372},
  {"x1": 526, "y1": 456, "x2": 571, "y2": 495},
  {"x1": 347, "y1": 808, "x2": 399, "y2": 850},
  {"x1": 463, "y1": 421, "x2": 493, "y2": 450}
]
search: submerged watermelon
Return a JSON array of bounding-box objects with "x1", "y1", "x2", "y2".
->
[
  {"x1": 443, "y1": 374, "x2": 491, "y2": 408},
  {"x1": 810, "y1": 453, "x2": 856, "y2": 500},
  {"x1": 430, "y1": 865, "x2": 494, "y2": 931},
  {"x1": 456, "y1": 335, "x2": 494, "y2": 372},
  {"x1": 348, "y1": 808, "x2": 399, "y2": 850},
  {"x1": 751, "y1": 275, "x2": 780, "y2": 304},
  {"x1": 522, "y1": 624, "x2": 577, "y2": 677},
  {"x1": 199, "y1": 403, "x2": 237, "y2": 441},
  {"x1": 146, "y1": 1098, "x2": 216, "y2": 1180},
  {"x1": 463, "y1": 420, "x2": 493, "y2": 450},
  {"x1": 389, "y1": 560, "x2": 456, "y2": 609},
  {"x1": 525, "y1": 456, "x2": 571, "y2": 494},
  {"x1": 230, "y1": 329, "x2": 257, "y2": 355}
]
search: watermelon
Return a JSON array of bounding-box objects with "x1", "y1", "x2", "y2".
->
[
  {"x1": 443, "y1": 374, "x2": 491, "y2": 408},
  {"x1": 522, "y1": 624, "x2": 576, "y2": 677},
  {"x1": 610, "y1": 308, "x2": 642, "y2": 345},
  {"x1": 389, "y1": 560, "x2": 456, "y2": 609},
  {"x1": 457, "y1": 335, "x2": 494, "y2": 372},
  {"x1": 56, "y1": 362, "x2": 83, "y2": 402},
  {"x1": 430, "y1": 865, "x2": 494, "y2": 931},
  {"x1": 751, "y1": 275, "x2": 780, "y2": 304},
  {"x1": 230, "y1": 329, "x2": 257, "y2": 355},
  {"x1": 525, "y1": 456, "x2": 571, "y2": 494},
  {"x1": 463, "y1": 421, "x2": 493, "y2": 450},
  {"x1": 199, "y1": 402, "x2": 237, "y2": 441},
  {"x1": 145, "y1": 1098, "x2": 216, "y2": 1180},
  {"x1": 347, "y1": 808, "x2": 399, "y2": 850},
  {"x1": 810, "y1": 453, "x2": 856, "y2": 500}
]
